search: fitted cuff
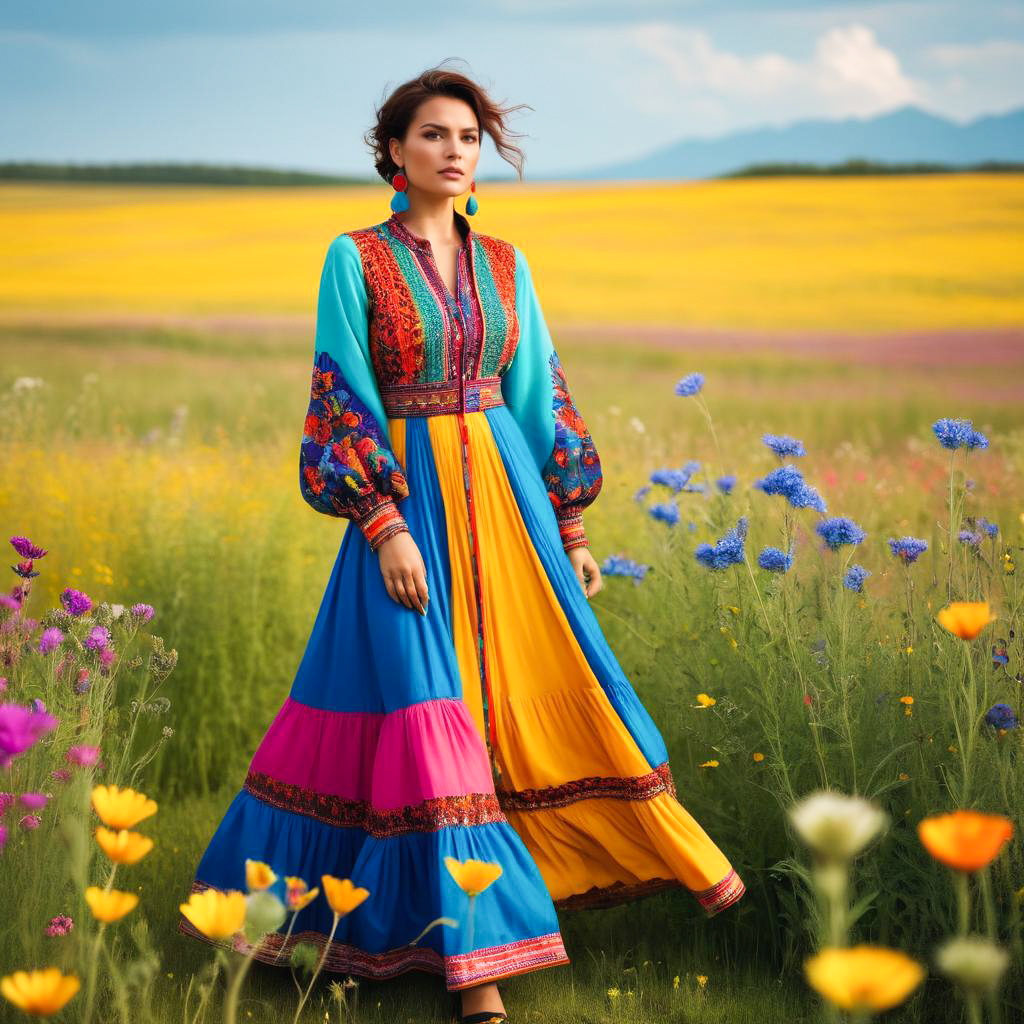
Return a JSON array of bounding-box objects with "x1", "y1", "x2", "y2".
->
[
  {"x1": 556, "y1": 506, "x2": 588, "y2": 552},
  {"x1": 354, "y1": 494, "x2": 410, "y2": 552}
]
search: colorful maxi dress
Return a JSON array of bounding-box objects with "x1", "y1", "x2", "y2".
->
[{"x1": 179, "y1": 209, "x2": 745, "y2": 990}]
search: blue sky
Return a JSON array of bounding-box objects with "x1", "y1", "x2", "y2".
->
[{"x1": 2, "y1": 1, "x2": 1022, "y2": 178}]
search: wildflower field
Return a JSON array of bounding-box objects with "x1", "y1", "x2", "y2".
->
[{"x1": 0, "y1": 177, "x2": 1022, "y2": 1023}]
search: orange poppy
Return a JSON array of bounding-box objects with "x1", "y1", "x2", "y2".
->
[{"x1": 918, "y1": 810, "x2": 1014, "y2": 872}]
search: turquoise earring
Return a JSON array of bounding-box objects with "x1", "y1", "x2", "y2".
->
[
  {"x1": 390, "y1": 168, "x2": 410, "y2": 213},
  {"x1": 465, "y1": 179, "x2": 478, "y2": 216}
]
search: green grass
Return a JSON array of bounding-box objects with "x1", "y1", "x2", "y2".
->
[{"x1": 1, "y1": 322, "x2": 1021, "y2": 1022}]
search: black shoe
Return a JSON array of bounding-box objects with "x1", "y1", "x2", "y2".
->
[{"x1": 451, "y1": 991, "x2": 509, "y2": 1023}]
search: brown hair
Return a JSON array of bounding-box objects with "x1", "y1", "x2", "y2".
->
[{"x1": 364, "y1": 60, "x2": 532, "y2": 184}]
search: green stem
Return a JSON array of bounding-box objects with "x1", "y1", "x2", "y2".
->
[
  {"x1": 223, "y1": 946, "x2": 259, "y2": 1024},
  {"x1": 742, "y1": 552, "x2": 774, "y2": 640},
  {"x1": 955, "y1": 871, "x2": 971, "y2": 936},
  {"x1": 292, "y1": 912, "x2": 340, "y2": 1024}
]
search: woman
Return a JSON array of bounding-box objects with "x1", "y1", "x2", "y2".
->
[{"x1": 180, "y1": 66, "x2": 745, "y2": 1024}]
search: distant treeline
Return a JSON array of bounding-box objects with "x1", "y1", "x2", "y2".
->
[
  {"x1": 0, "y1": 162, "x2": 371, "y2": 185},
  {"x1": 1, "y1": 158, "x2": 1022, "y2": 185},
  {"x1": 721, "y1": 158, "x2": 1024, "y2": 178}
]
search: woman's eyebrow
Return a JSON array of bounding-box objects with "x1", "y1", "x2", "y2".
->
[{"x1": 419, "y1": 122, "x2": 478, "y2": 132}]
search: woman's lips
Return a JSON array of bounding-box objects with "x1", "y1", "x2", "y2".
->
[{"x1": 440, "y1": 169, "x2": 463, "y2": 178}]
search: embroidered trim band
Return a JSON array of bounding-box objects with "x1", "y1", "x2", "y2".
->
[
  {"x1": 245, "y1": 770, "x2": 508, "y2": 836},
  {"x1": 496, "y1": 761, "x2": 677, "y2": 812},
  {"x1": 694, "y1": 868, "x2": 746, "y2": 916},
  {"x1": 179, "y1": 880, "x2": 570, "y2": 990},
  {"x1": 379, "y1": 376, "x2": 505, "y2": 418},
  {"x1": 245, "y1": 762, "x2": 678, "y2": 834}
]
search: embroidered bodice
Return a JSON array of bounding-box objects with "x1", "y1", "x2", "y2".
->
[{"x1": 300, "y1": 209, "x2": 602, "y2": 552}]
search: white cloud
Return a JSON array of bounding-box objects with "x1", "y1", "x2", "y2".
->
[
  {"x1": 923, "y1": 38, "x2": 1024, "y2": 66},
  {"x1": 622, "y1": 22, "x2": 923, "y2": 124}
]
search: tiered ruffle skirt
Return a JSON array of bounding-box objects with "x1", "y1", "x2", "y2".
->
[{"x1": 179, "y1": 404, "x2": 745, "y2": 990}]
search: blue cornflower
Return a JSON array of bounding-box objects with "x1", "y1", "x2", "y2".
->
[
  {"x1": 675, "y1": 372, "x2": 704, "y2": 397},
  {"x1": 757, "y1": 546, "x2": 793, "y2": 572},
  {"x1": 649, "y1": 502, "x2": 680, "y2": 526},
  {"x1": 815, "y1": 516, "x2": 867, "y2": 550},
  {"x1": 992, "y1": 644, "x2": 1009, "y2": 667},
  {"x1": 762, "y1": 434, "x2": 806, "y2": 459},
  {"x1": 633, "y1": 484, "x2": 652, "y2": 503},
  {"x1": 984, "y1": 703, "x2": 1018, "y2": 730},
  {"x1": 600, "y1": 554, "x2": 651, "y2": 584},
  {"x1": 932, "y1": 417, "x2": 990, "y2": 451},
  {"x1": 958, "y1": 529, "x2": 982, "y2": 547},
  {"x1": 843, "y1": 565, "x2": 871, "y2": 592},
  {"x1": 716, "y1": 474, "x2": 736, "y2": 495},
  {"x1": 888, "y1": 536, "x2": 929, "y2": 564},
  {"x1": 650, "y1": 461, "x2": 704, "y2": 493},
  {"x1": 977, "y1": 517, "x2": 999, "y2": 538},
  {"x1": 695, "y1": 516, "x2": 748, "y2": 571},
  {"x1": 755, "y1": 464, "x2": 827, "y2": 513}
]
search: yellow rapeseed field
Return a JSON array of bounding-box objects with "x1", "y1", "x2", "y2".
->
[{"x1": 2, "y1": 175, "x2": 1021, "y2": 330}]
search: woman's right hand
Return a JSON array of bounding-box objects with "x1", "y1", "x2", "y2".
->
[{"x1": 376, "y1": 531, "x2": 429, "y2": 615}]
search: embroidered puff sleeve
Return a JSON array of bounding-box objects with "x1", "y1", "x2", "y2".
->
[
  {"x1": 299, "y1": 235, "x2": 411, "y2": 552},
  {"x1": 501, "y1": 246, "x2": 603, "y2": 552}
]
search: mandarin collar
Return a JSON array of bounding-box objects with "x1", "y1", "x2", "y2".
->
[{"x1": 386, "y1": 210, "x2": 472, "y2": 251}]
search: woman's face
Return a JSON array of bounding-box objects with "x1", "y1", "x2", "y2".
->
[{"x1": 389, "y1": 95, "x2": 480, "y2": 199}]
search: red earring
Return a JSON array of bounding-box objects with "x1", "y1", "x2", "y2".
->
[{"x1": 391, "y1": 168, "x2": 409, "y2": 213}]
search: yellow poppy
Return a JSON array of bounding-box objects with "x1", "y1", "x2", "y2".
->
[
  {"x1": 918, "y1": 811, "x2": 1014, "y2": 872},
  {"x1": 805, "y1": 946, "x2": 924, "y2": 1011},
  {"x1": 245, "y1": 859, "x2": 277, "y2": 892},
  {"x1": 179, "y1": 888, "x2": 246, "y2": 939},
  {"x1": 443, "y1": 857, "x2": 503, "y2": 897},
  {"x1": 694, "y1": 693, "x2": 716, "y2": 708},
  {"x1": 321, "y1": 875, "x2": 371, "y2": 916},
  {"x1": 752, "y1": 752, "x2": 765, "y2": 762},
  {"x1": 94, "y1": 827, "x2": 154, "y2": 865},
  {"x1": 936, "y1": 601, "x2": 997, "y2": 640},
  {"x1": 284, "y1": 876, "x2": 320, "y2": 912},
  {"x1": 1, "y1": 967, "x2": 81, "y2": 1016},
  {"x1": 90, "y1": 785, "x2": 157, "y2": 829},
  {"x1": 699, "y1": 760, "x2": 719, "y2": 768},
  {"x1": 899, "y1": 696, "x2": 914, "y2": 705},
  {"x1": 84, "y1": 886, "x2": 139, "y2": 923}
]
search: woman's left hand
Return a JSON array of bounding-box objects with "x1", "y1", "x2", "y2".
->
[{"x1": 567, "y1": 546, "x2": 602, "y2": 599}]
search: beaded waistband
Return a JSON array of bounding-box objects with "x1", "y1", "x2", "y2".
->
[{"x1": 379, "y1": 376, "x2": 505, "y2": 418}]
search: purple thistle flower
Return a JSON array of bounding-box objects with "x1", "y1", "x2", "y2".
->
[
  {"x1": 674, "y1": 372, "x2": 704, "y2": 397},
  {"x1": 130, "y1": 602, "x2": 155, "y2": 623},
  {"x1": 0, "y1": 825, "x2": 7, "y2": 851},
  {"x1": 888, "y1": 536, "x2": 929, "y2": 564},
  {"x1": 84, "y1": 625, "x2": 111, "y2": 651},
  {"x1": 649, "y1": 502, "x2": 680, "y2": 526},
  {"x1": 757, "y1": 546, "x2": 793, "y2": 572},
  {"x1": 19, "y1": 792, "x2": 48, "y2": 810},
  {"x1": 715, "y1": 474, "x2": 736, "y2": 494},
  {"x1": 51, "y1": 768, "x2": 73, "y2": 783},
  {"x1": 59, "y1": 587, "x2": 92, "y2": 617},
  {"x1": 816, "y1": 516, "x2": 867, "y2": 550},
  {"x1": 45, "y1": 914, "x2": 74, "y2": 937},
  {"x1": 0, "y1": 703, "x2": 59, "y2": 768},
  {"x1": 843, "y1": 565, "x2": 871, "y2": 593},
  {"x1": 695, "y1": 517, "x2": 748, "y2": 571},
  {"x1": 10, "y1": 536, "x2": 47, "y2": 560},
  {"x1": 19, "y1": 813, "x2": 41, "y2": 831},
  {"x1": 38, "y1": 627, "x2": 64, "y2": 655},
  {"x1": 12, "y1": 560, "x2": 40, "y2": 579},
  {"x1": 0, "y1": 792, "x2": 14, "y2": 814},
  {"x1": 66, "y1": 744, "x2": 100, "y2": 767},
  {"x1": 0, "y1": 590, "x2": 23, "y2": 611},
  {"x1": 762, "y1": 433, "x2": 806, "y2": 458},
  {"x1": 984, "y1": 703, "x2": 1018, "y2": 730}
]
